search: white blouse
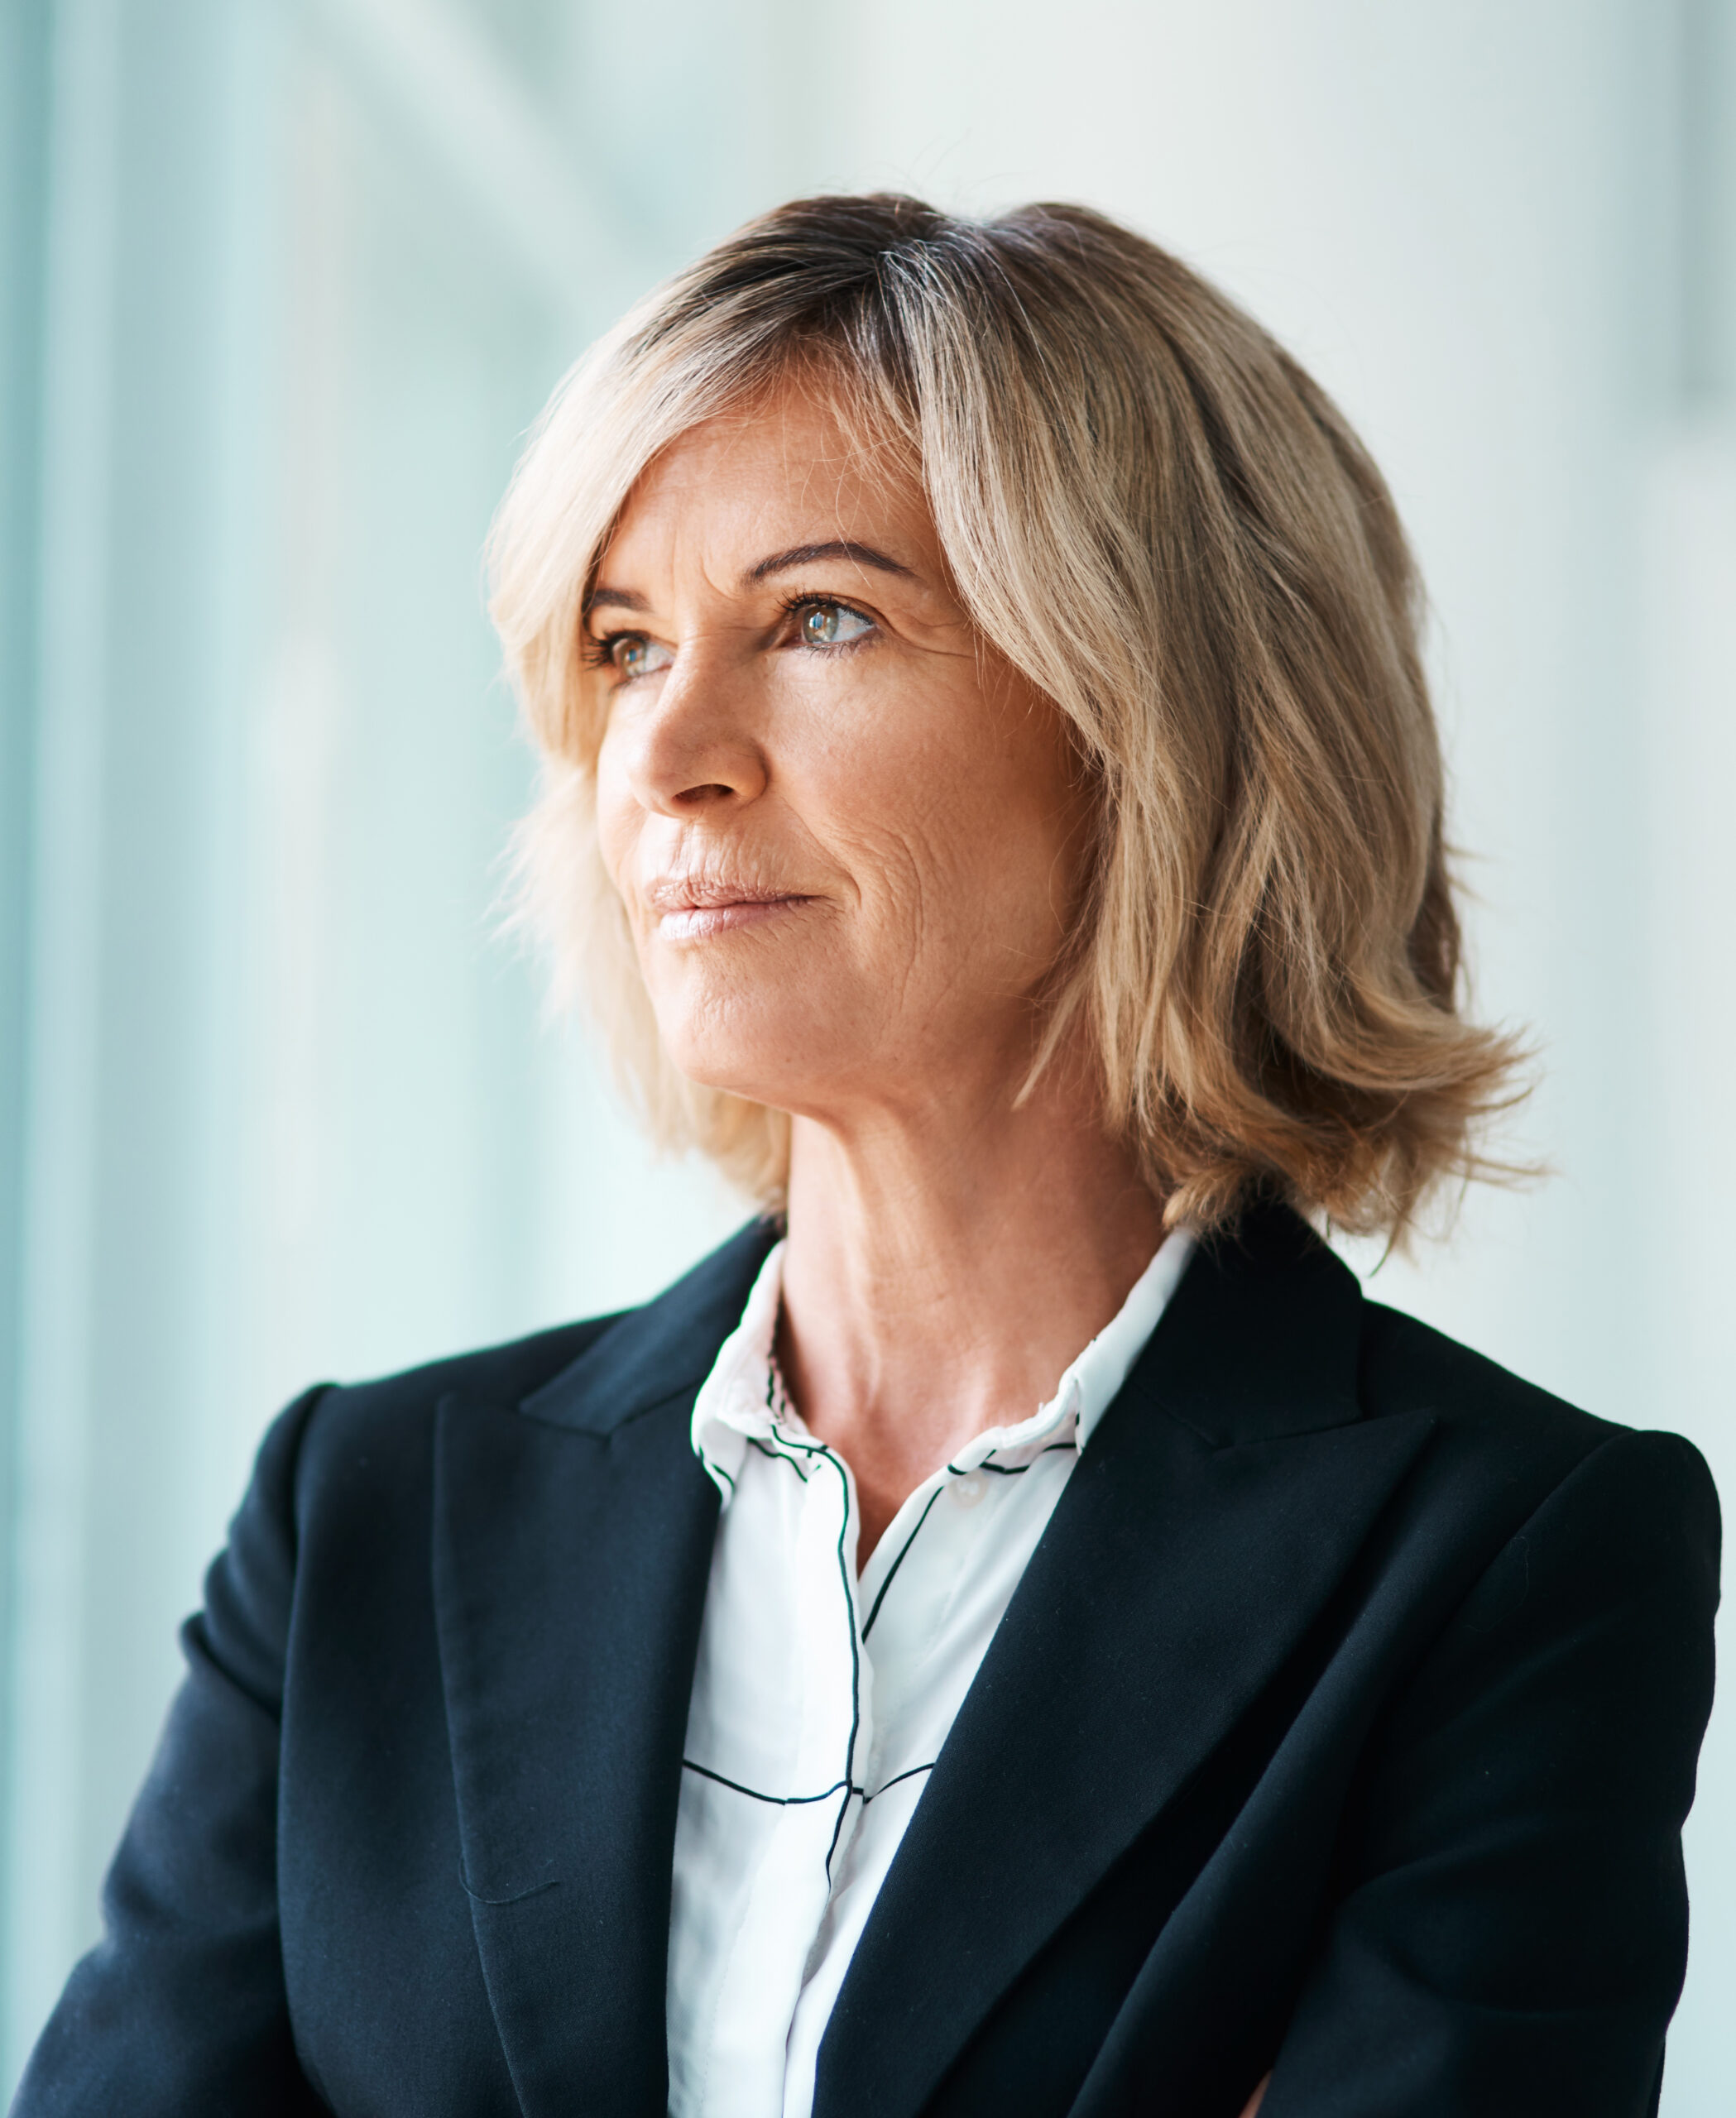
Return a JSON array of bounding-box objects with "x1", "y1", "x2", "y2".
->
[{"x1": 664, "y1": 1229, "x2": 1195, "y2": 2118}]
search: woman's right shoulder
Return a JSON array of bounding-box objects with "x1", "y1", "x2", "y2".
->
[
  {"x1": 275, "y1": 1219, "x2": 780, "y2": 1500},
  {"x1": 317, "y1": 1308, "x2": 632, "y2": 1438},
  {"x1": 234, "y1": 1308, "x2": 634, "y2": 1546}
]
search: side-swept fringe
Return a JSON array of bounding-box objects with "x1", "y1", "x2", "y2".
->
[{"x1": 489, "y1": 194, "x2": 1529, "y2": 1242}]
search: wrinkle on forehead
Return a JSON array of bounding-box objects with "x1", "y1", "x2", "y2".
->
[{"x1": 595, "y1": 380, "x2": 932, "y2": 603}]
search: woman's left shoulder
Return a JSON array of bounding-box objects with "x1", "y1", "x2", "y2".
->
[{"x1": 1356, "y1": 1293, "x2": 1720, "y2": 1564}]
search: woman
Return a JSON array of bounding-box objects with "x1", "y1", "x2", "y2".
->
[{"x1": 18, "y1": 195, "x2": 1717, "y2": 2118}]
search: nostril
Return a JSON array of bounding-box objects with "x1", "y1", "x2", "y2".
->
[{"x1": 677, "y1": 783, "x2": 736, "y2": 805}]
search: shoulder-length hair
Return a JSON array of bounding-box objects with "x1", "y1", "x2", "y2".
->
[{"x1": 488, "y1": 193, "x2": 1523, "y2": 1242}]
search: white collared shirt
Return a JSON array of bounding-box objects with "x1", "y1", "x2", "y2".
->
[{"x1": 664, "y1": 1229, "x2": 1194, "y2": 2118}]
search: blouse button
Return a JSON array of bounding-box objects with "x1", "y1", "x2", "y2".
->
[{"x1": 951, "y1": 1470, "x2": 988, "y2": 1508}]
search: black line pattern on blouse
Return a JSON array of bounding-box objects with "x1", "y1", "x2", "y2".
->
[
  {"x1": 861, "y1": 1761, "x2": 935, "y2": 1803},
  {"x1": 752, "y1": 1355, "x2": 863, "y2": 1884},
  {"x1": 966, "y1": 1442, "x2": 1074, "y2": 1475},
  {"x1": 821, "y1": 1439, "x2": 861, "y2": 1884},
  {"x1": 860, "y1": 1485, "x2": 942, "y2": 1641},
  {"x1": 861, "y1": 1441, "x2": 1072, "y2": 1638},
  {"x1": 746, "y1": 1432, "x2": 809, "y2": 1481},
  {"x1": 692, "y1": 1362, "x2": 1077, "y2": 1876},
  {"x1": 681, "y1": 1761, "x2": 851, "y2": 1807},
  {"x1": 680, "y1": 1758, "x2": 938, "y2": 1807}
]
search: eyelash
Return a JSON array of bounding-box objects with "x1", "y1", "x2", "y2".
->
[
  {"x1": 583, "y1": 593, "x2": 875, "y2": 675},
  {"x1": 582, "y1": 631, "x2": 631, "y2": 673},
  {"x1": 779, "y1": 591, "x2": 874, "y2": 637}
]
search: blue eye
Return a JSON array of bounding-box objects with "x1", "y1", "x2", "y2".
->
[
  {"x1": 609, "y1": 635, "x2": 672, "y2": 679},
  {"x1": 798, "y1": 602, "x2": 873, "y2": 648}
]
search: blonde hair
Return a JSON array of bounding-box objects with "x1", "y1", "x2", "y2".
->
[{"x1": 489, "y1": 194, "x2": 1523, "y2": 1241}]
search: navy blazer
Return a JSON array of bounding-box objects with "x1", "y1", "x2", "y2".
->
[{"x1": 15, "y1": 1205, "x2": 1719, "y2": 2117}]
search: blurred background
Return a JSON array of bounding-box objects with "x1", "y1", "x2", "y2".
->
[{"x1": 1, "y1": 0, "x2": 1733, "y2": 2101}]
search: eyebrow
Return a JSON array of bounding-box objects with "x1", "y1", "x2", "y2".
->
[
  {"x1": 583, "y1": 539, "x2": 915, "y2": 626},
  {"x1": 583, "y1": 585, "x2": 650, "y2": 619},
  {"x1": 747, "y1": 540, "x2": 914, "y2": 584}
]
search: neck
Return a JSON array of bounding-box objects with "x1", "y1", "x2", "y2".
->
[{"x1": 776, "y1": 1052, "x2": 1165, "y2": 1562}]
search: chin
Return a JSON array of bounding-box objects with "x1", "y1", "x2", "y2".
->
[
  {"x1": 649, "y1": 961, "x2": 866, "y2": 1100},
  {"x1": 655, "y1": 1015, "x2": 831, "y2": 1114}
]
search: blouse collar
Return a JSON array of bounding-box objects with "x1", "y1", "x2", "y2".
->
[{"x1": 691, "y1": 1228, "x2": 1194, "y2": 1505}]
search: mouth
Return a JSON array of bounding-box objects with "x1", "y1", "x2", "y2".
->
[{"x1": 648, "y1": 877, "x2": 817, "y2": 942}]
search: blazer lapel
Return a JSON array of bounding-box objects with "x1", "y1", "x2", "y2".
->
[
  {"x1": 816, "y1": 1206, "x2": 1436, "y2": 2118},
  {"x1": 432, "y1": 1220, "x2": 778, "y2": 2118}
]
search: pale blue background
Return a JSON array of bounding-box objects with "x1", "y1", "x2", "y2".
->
[{"x1": 2, "y1": 0, "x2": 1732, "y2": 2102}]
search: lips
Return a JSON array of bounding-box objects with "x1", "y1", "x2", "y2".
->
[{"x1": 646, "y1": 873, "x2": 814, "y2": 942}]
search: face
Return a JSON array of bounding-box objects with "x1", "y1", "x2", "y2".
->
[{"x1": 589, "y1": 381, "x2": 1091, "y2": 1126}]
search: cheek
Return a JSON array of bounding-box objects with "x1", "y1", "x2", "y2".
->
[
  {"x1": 812, "y1": 723, "x2": 1081, "y2": 1002},
  {"x1": 591, "y1": 742, "x2": 637, "y2": 898},
  {"x1": 890, "y1": 705, "x2": 1081, "y2": 935},
  {"x1": 987, "y1": 697, "x2": 1090, "y2": 890}
]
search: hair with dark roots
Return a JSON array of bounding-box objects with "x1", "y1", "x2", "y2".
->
[{"x1": 489, "y1": 192, "x2": 1529, "y2": 1242}]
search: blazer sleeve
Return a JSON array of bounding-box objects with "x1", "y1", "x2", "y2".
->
[
  {"x1": 12, "y1": 1387, "x2": 332, "y2": 2117},
  {"x1": 1263, "y1": 1426, "x2": 1720, "y2": 2118}
]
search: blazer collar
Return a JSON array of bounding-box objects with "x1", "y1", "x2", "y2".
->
[
  {"x1": 431, "y1": 1216, "x2": 778, "y2": 2118},
  {"x1": 520, "y1": 1215, "x2": 783, "y2": 1435},
  {"x1": 814, "y1": 1201, "x2": 1436, "y2": 2118},
  {"x1": 430, "y1": 1201, "x2": 1429, "y2": 2118}
]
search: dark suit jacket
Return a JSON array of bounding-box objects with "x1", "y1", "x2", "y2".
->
[{"x1": 14, "y1": 1205, "x2": 1719, "y2": 2118}]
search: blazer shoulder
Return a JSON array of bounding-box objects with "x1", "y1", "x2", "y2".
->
[
  {"x1": 348, "y1": 1309, "x2": 630, "y2": 1411},
  {"x1": 285, "y1": 1310, "x2": 628, "y2": 1477},
  {"x1": 1356, "y1": 1296, "x2": 1714, "y2": 1507},
  {"x1": 283, "y1": 1215, "x2": 780, "y2": 1471},
  {"x1": 1358, "y1": 1298, "x2": 1600, "y2": 1435}
]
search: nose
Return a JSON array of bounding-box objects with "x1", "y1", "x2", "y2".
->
[{"x1": 605, "y1": 645, "x2": 769, "y2": 819}]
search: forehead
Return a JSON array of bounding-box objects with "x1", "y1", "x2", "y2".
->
[{"x1": 602, "y1": 383, "x2": 932, "y2": 573}]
